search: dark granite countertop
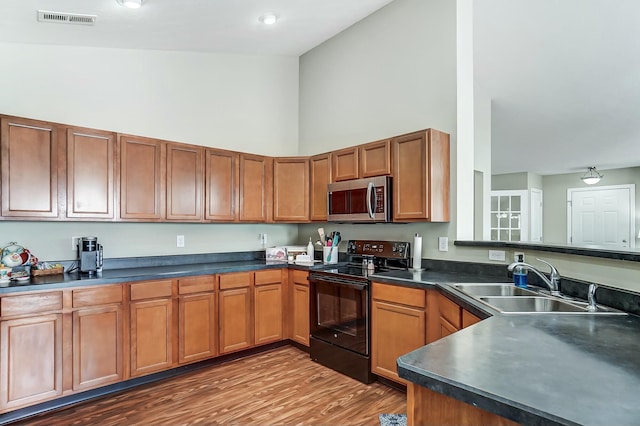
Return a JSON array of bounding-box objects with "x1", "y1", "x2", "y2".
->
[
  {"x1": 369, "y1": 271, "x2": 640, "y2": 425},
  {"x1": 0, "y1": 259, "x2": 327, "y2": 294}
]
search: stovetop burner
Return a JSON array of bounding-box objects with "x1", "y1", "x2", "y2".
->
[{"x1": 310, "y1": 239, "x2": 411, "y2": 282}]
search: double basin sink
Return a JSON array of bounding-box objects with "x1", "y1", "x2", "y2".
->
[{"x1": 453, "y1": 283, "x2": 626, "y2": 315}]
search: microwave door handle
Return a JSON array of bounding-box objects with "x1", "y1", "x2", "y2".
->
[{"x1": 366, "y1": 182, "x2": 375, "y2": 219}]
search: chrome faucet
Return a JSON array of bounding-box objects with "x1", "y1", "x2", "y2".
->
[
  {"x1": 587, "y1": 284, "x2": 599, "y2": 311},
  {"x1": 507, "y1": 258, "x2": 561, "y2": 296}
]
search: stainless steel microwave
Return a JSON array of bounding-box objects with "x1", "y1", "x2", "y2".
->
[{"x1": 327, "y1": 176, "x2": 392, "y2": 223}]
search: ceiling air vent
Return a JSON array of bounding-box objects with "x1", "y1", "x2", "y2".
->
[{"x1": 37, "y1": 10, "x2": 97, "y2": 25}]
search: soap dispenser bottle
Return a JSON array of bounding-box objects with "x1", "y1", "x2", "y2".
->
[
  {"x1": 307, "y1": 238, "x2": 315, "y2": 259},
  {"x1": 513, "y1": 254, "x2": 528, "y2": 288}
]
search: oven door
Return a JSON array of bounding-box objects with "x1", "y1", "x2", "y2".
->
[{"x1": 309, "y1": 274, "x2": 369, "y2": 356}]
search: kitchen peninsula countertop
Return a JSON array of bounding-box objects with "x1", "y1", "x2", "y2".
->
[{"x1": 370, "y1": 270, "x2": 640, "y2": 426}]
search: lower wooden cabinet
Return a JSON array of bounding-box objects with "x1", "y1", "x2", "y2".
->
[
  {"x1": 371, "y1": 282, "x2": 426, "y2": 383},
  {"x1": 0, "y1": 313, "x2": 63, "y2": 411},
  {"x1": 129, "y1": 281, "x2": 173, "y2": 378},
  {"x1": 72, "y1": 305, "x2": 123, "y2": 391},
  {"x1": 436, "y1": 292, "x2": 484, "y2": 339},
  {"x1": 289, "y1": 270, "x2": 310, "y2": 346},
  {"x1": 254, "y1": 284, "x2": 283, "y2": 344},
  {"x1": 179, "y1": 293, "x2": 217, "y2": 363},
  {"x1": 219, "y1": 272, "x2": 253, "y2": 354},
  {"x1": 177, "y1": 276, "x2": 217, "y2": 364}
]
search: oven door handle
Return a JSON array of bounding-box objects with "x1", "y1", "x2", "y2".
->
[
  {"x1": 309, "y1": 275, "x2": 368, "y2": 290},
  {"x1": 366, "y1": 181, "x2": 375, "y2": 219}
]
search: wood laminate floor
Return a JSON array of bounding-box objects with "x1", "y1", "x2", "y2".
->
[{"x1": 15, "y1": 346, "x2": 406, "y2": 426}]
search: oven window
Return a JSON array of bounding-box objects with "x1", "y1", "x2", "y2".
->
[{"x1": 316, "y1": 281, "x2": 365, "y2": 337}]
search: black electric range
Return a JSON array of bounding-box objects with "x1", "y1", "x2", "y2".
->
[{"x1": 308, "y1": 239, "x2": 411, "y2": 383}]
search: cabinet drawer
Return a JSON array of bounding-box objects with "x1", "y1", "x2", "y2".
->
[
  {"x1": 73, "y1": 285, "x2": 123, "y2": 308},
  {"x1": 438, "y1": 293, "x2": 461, "y2": 329},
  {"x1": 1, "y1": 292, "x2": 63, "y2": 317},
  {"x1": 219, "y1": 272, "x2": 252, "y2": 290},
  {"x1": 178, "y1": 276, "x2": 215, "y2": 295},
  {"x1": 290, "y1": 269, "x2": 309, "y2": 285},
  {"x1": 255, "y1": 269, "x2": 282, "y2": 286},
  {"x1": 130, "y1": 280, "x2": 172, "y2": 301},
  {"x1": 372, "y1": 282, "x2": 425, "y2": 308}
]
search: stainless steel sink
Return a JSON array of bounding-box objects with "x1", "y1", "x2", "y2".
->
[
  {"x1": 454, "y1": 283, "x2": 538, "y2": 297},
  {"x1": 452, "y1": 283, "x2": 627, "y2": 315},
  {"x1": 477, "y1": 296, "x2": 587, "y2": 313}
]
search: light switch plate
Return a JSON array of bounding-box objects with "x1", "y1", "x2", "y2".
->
[
  {"x1": 489, "y1": 250, "x2": 506, "y2": 261},
  {"x1": 438, "y1": 237, "x2": 448, "y2": 252},
  {"x1": 176, "y1": 235, "x2": 185, "y2": 248}
]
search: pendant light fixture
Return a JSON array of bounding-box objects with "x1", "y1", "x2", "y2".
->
[
  {"x1": 580, "y1": 166, "x2": 603, "y2": 185},
  {"x1": 117, "y1": 0, "x2": 143, "y2": 9}
]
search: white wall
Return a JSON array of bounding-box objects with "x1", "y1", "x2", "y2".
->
[
  {"x1": 299, "y1": 0, "x2": 457, "y2": 154},
  {"x1": 0, "y1": 42, "x2": 301, "y2": 260},
  {"x1": 0, "y1": 222, "x2": 296, "y2": 262},
  {"x1": 0, "y1": 42, "x2": 299, "y2": 156},
  {"x1": 298, "y1": 0, "x2": 458, "y2": 260}
]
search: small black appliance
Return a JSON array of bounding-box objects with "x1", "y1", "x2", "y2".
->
[{"x1": 77, "y1": 236, "x2": 103, "y2": 274}]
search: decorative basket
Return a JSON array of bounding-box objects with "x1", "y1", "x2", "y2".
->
[{"x1": 31, "y1": 267, "x2": 64, "y2": 277}]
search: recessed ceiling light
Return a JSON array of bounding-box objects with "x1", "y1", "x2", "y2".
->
[
  {"x1": 259, "y1": 13, "x2": 278, "y2": 25},
  {"x1": 117, "y1": 0, "x2": 143, "y2": 9}
]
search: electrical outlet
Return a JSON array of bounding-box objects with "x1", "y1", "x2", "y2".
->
[
  {"x1": 488, "y1": 250, "x2": 506, "y2": 261},
  {"x1": 514, "y1": 252, "x2": 525, "y2": 262},
  {"x1": 71, "y1": 236, "x2": 81, "y2": 251},
  {"x1": 176, "y1": 235, "x2": 185, "y2": 248},
  {"x1": 259, "y1": 233, "x2": 267, "y2": 245},
  {"x1": 438, "y1": 237, "x2": 449, "y2": 252}
]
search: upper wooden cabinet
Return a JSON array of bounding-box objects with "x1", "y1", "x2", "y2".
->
[
  {"x1": 0, "y1": 116, "x2": 62, "y2": 218},
  {"x1": 392, "y1": 129, "x2": 450, "y2": 222},
  {"x1": 331, "y1": 147, "x2": 359, "y2": 182},
  {"x1": 119, "y1": 135, "x2": 165, "y2": 221},
  {"x1": 309, "y1": 153, "x2": 332, "y2": 221},
  {"x1": 330, "y1": 140, "x2": 391, "y2": 183},
  {"x1": 166, "y1": 143, "x2": 203, "y2": 222},
  {"x1": 66, "y1": 127, "x2": 116, "y2": 219},
  {"x1": 359, "y1": 139, "x2": 391, "y2": 178},
  {"x1": 273, "y1": 157, "x2": 309, "y2": 222},
  {"x1": 239, "y1": 153, "x2": 272, "y2": 222},
  {"x1": 205, "y1": 148, "x2": 239, "y2": 222}
]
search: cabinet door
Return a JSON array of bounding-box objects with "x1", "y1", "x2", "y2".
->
[
  {"x1": 462, "y1": 310, "x2": 482, "y2": 328},
  {"x1": 371, "y1": 300, "x2": 425, "y2": 383},
  {"x1": 119, "y1": 135, "x2": 165, "y2": 220},
  {"x1": 255, "y1": 283, "x2": 283, "y2": 345},
  {"x1": 392, "y1": 129, "x2": 450, "y2": 222},
  {"x1": 291, "y1": 282, "x2": 310, "y2": 347},
  {"x1": 359, "y1": 139, "x2": 391, "y2": 178},
  {"x1": 166, "y1": 143, "x2": 203, "y2": 221},
  {"x1": 309, "y1": 153, "x2": 331, "y2": 221},
  {"x1": 331, "y1": 147, "x2": 359, "y2": 181},
  {"x1": 219, "y1": 287, "x2": 252, "y2": 354},
  {"x1": 0, "y1": 314, "x2": 63, "y2": 410},
  {"x1": 73, "y1": 305, "x2": 123, "y2": 391},
  {"x1": 239, "y1": 154, "x2": 272, "y2": 222},
  {"x1": 179, "y1": 293, "x2": 217, "y2": 364},
  {"x1": 439, "y1": 316, "x2": 459, "y2": 338},
  {"x1": 273, "y1": 157, "x2": 309, "y2": 222},
  {"x1": 1, "y1": 117, "x2": 61, "y2": 218},
  {"x1": 205, "y1": 148, "x2": 238, "y2": 221},
  {"x1": 130, "y1": 298, "x2": 173, "y2": 377},
  {"x1": 67, "y1": 127, "x2": 115, "y2": 219}
]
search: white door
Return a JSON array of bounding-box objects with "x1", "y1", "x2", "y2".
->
[
  {"x1": 567, "y1": 185, "x2": 635, "y2": 249},
  {"x1": 530, "y1": 188, "x2": 543, "y2": 242}
]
